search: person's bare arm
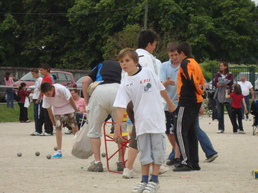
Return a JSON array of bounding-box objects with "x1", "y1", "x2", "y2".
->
[
  {"x1": 225, "y1": 89, "x2": 230, "y2": 99},
  {"x1": 113, "y1": 107, "x2": 126, "y2": 143},
  {"x1": 47, "y1": 107, "x2": 56, "y2": 126},
  {"x1": 250, "y1": 88, "x2": 255, "y2": 100},
  {"x1": 69, "y1": 97, "x2": 79, "y2": 112},
  {"x1": 82, "y1": 76, "x2": 93, "y2": 107},
  {"x1": 160, "y1": 90, "x2": 176, "y2": 112},
  {"x1": 162, "y1": 77, "x2": 175, "y2": 88},
  {"x1": 242, "y1": 98, "x2": 248, "y2": 114}
]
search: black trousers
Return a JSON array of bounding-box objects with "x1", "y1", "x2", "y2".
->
[
  {"x1": 232, "y1": 107, "x2": 243, "y2": 132},
  {"x1": 174, "y1": 102, "x2": 202, "y2": 168},
  {"x1": 39, "y1": 108, "x2": 53, "y2": 134},
  {"x1": 18, "y1": 102, "x2": 28, "y2": 122}
]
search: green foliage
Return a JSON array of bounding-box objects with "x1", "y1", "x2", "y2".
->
[
  {"x1": 200, "y1": 59, "x2": 220, "y2": 82},
  {"x1": 0, "y1": 0, "x2": 257, "y2": 69},
  {"x1": 102, "y1": 24, "x2": 140, "y2": 60}
]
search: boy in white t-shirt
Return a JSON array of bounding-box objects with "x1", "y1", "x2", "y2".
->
[
  {"x1": 113, "y1": 48, "x2": 176, "y2": 193},
  {"x1": 30, "y1": 68, "x2": 43, "y2": 136},
  {"x1": 41, "y1": 82, "x2": 79, "y2": 158}
]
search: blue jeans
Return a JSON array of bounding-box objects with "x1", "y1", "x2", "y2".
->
[
  {"x1": 6, "y1": 88, "x2": 14, "y2": 108},
  {"x1": 242, "y1": 95, "x2": 250, "y2": 118},
  {"x1": 215, "y1": 99, "x2": 234, "y2": 131},
  {"x1": 76, "y1": 112, "x2": 85, "y2": 129},
  {"x1": 196, "y1": 117, "x2": 217, "y2": 158},
  {"x1": 208, "y1": 97, "x2": 218, "y2": 120}
]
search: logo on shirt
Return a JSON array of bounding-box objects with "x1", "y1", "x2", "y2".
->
[{"x1": 144, "y1": 83, "x2": 152, "y2": 92}]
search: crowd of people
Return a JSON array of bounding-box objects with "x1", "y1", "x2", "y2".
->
[{"x1": 2, "y1": 29, "x2": 256, "y2": 193}]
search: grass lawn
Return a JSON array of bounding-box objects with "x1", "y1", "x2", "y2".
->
[{"x1": 0, "y1": 103, "x2": 34, "y2": 122}]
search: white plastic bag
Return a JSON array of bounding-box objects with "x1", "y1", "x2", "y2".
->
[
  {"x1": 24, "y1": 97, "x2": 30, "y2": 108},
  {"x1": 71, "y1": 123, "x2": 93, "y2": 159}
]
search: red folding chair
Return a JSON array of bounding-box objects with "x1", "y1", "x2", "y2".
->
[{"x1": 103, "y1": 121, "x2": 130, "y2": 174}]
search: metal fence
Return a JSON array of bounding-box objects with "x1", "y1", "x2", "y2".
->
[{"x1": 211, "y1": 66, "x2": 257, "y2": 90}]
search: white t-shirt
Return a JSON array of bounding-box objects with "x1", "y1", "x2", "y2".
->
[
  {"x1": 136, "y1": 48, "x2": 159, "y2": 77},
  {"x1": 32, "y1": 77, "x2": 42, "y2": 99},
  {"x1": 238, "y1": 81, "x2": 253, "y2": 96},
  {"x1": 114, "y1": 67, "x2": 166, "y2": 136},
  {"x1": 122, "y1": 49, "x2": 160, "y2": 81},
  {"x1": 42, "y1": 84, "x2": 74, "y2": 115}
]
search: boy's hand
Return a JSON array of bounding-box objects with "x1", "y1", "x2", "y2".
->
[
  {"x1": 167, "y1": 101, "x2": 176, "y2": 113},
  {"x1": 113, "y1": 131, "x2": 123, "y2": 144},
  {"x1": 244, "y1": 109, "x2": 248, "y2": 114},
  {"x1": 52, "y1": 121, "x2": 56, "y2": 127}
]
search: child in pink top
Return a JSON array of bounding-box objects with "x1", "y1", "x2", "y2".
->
[
  {"x1": 4, "y1": 72, "x2": 14, "y2": 108},
  {"x1": 225, "y1": 84, "x2": 247, "y2": 134}
]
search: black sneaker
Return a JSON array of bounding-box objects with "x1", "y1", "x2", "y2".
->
[
  {"x1": 166, "y1": 159, "x2": 175, "y2": 166},
  {"x1": 174, "y1": 158, "x2": 181, "y2": 168},
  {"x1": 173, "y1": 164, "x2": 192, "y2": 172},
  {"x1": 205, "y1": 154, "x2": 218, "y2": 163},
  {"x1": 192, "y1": 166, "x2": 201, "y2": 171}
]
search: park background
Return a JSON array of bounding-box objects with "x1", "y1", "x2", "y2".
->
[{"x1": 0, "y1": 0, "x2": 257, "y2": 74}]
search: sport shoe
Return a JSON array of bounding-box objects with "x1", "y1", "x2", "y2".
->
[
  {"x1": 150, "y1": 165, "x2": 169, "y2": 175},
  {"x1": 238, "y1": 130, "x2": 246, "y2": 134},
  {"x1": 217, "y1": 130, "x2": 224, "y2": 134},
  {"x1": 173, "y1": 164, "x2": 192, "y2": 172},
  {"x1": 174, "y1": 158, "x2": 181, "y2": 167},
  {"x1": 122, "y1": 168, "x2": 137, "y2": 179},
  {"x1": 132, "y1": 182, "x2": 147, "y2": 193},
  {"x1": 52, "y1": 153, "x2": 62, "y2": 158},
  {"x1": 88, "y1": 161, "x2": 103, "y2": 172},
  {"x1": 30, "y1": 131, "x2": 40, "y2": 136},
  {"x1": 159, "y1": 165, "x2": 169, "y2": 175},
  {"x1": 143, "y1": 182, "x2": 160, "y2": 193},
  {"x1": 166, "y1": 159, "x2": 175, "y2": 166},
  {"x1": 39, "y1": 132, "x2": 52, "y2": 136},
  {"x1": 65, "y1": 129, "x2": 73, "y2": 134},
  {"x1": 205, "y1": 154, "x2": 218, "y2": 163},
  {"x1": 116, "y1": 161, "x2": 124, "y2": 171}
]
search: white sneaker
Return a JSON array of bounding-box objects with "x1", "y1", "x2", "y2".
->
[
  {"x1": 39, "y1": 132, "x2": 52, "y2": 136},
  {"x1": 65, "y1": 129, "x2": 73, "y2": 134},
  {"x1": 143, "y1": 182, "x2": 160, "y2": 193},
  {"x1": 159, "y1": 165, "x2": 169, "y2": 175},
  {"x1": 217, "y1": 130, "x2": 224, "y2": 134},
  {"x1": 122, "y1": 168, "x2": 137, "y2": 179},
  {"x1": 150, "y1": 165, "x2": 169, "y2": 175},
  {"x1": 132, "y1": 182, "x2": 147, "y2": 193},
  {"x1": 30, "y1": 131, "x2": 40, "y2": 136},
  {"x1": 238, "y1": 130, "x2": 246, "y2": 134}
]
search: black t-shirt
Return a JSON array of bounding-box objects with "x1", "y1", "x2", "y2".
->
[{"x1": 88, "y1": 60, "x2": 122, "y2": 84}]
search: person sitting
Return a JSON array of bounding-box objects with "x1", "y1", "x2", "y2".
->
[{"x1": 65, "y1": 89, "x2": 86, "y2": 134}]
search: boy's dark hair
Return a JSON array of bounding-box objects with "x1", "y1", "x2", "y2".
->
[
  {"x1": 40, "y1": 64, "x2": 51, "y2": 72},
  {"x1": 176, "y1": 42, "x2": 192, "y2": 57},
  {"x1": 137, "y1": 29, "x2": 159, "y2": 49},
  {"x1": 41, "y1": 82, "x2": 53, "y2": 93},
  {"x1": 233, "y1": 83, "x2": 242, "y2": 95},
  {"x1": 167, "y1": 43, "x2": 178, "y2": 52},
  {"x1": 31, "y1": 68, "x2": 39, "y2": 73},
  {"x1": 117, "y1": 48, "x2": 139, "y2": 64},
  {"x1": 71, "y1": 89, "x2": 79, "y2": 93}
]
